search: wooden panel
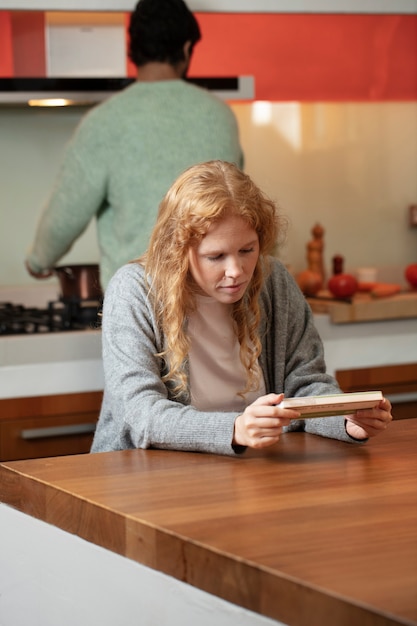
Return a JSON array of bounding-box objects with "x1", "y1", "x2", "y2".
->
[
  {"x1": 0, "y1": 391, "x2": 103, "y2": 421},
  {"x1": 1, "y1": 419, "x2": 416, "y2": 626},
  {"x1": 388, "y1": 401, "x2": 417, "y2": 420},
  {"x1": 307, "y1": 292, "x2": 417, "y2": 323},
  {"x1": 336, "y1": 363, "x2": 417, "y2": 393},
  {"x1": 336, "y1": 363, "x2": 417, "y2": 420},
  {"x1": 0, "y1": 413, "x2": 97, "y2": 461},
  {"x1": 0, "y1": 391, "x2": 102, "y2": 461}
]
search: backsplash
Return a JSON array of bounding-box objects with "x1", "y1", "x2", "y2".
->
[
  {"x1": 1, "y1": 101, "x2": 416, "y2": 288},
  {"x1": 233, "y1": 101, "x2": 417, "y2": 285}
]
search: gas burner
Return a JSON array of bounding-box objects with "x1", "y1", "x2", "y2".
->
[
  {"x1": 0, "y1": 300, "x2": 102, "y2": 335},
  {"x1": 49, "y1": 298, "x2": 102, "y2": 331}
]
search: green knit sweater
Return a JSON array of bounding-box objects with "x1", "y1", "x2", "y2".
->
[{"x1": 26, "y1": 80, "x2": 244, "y2": 288}]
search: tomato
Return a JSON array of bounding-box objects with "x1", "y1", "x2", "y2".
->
[
  {"x1": 296, "y1": 269, "x2": 323, "y2": 296},
  {"x1": 405, "y1": 263, "x2": 417, "y2": 288},
  {"x1": 328, "y1": 273, "x2": 358, "y2": 299}
]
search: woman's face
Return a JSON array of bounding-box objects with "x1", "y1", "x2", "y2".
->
[{"x1": 188, "y1": 214, "x2": 259, "y2": 304}]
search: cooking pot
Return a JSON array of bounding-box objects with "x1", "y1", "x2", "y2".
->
[{"x1": 54, "y1": 264, "x2": 102, "y2": 301}]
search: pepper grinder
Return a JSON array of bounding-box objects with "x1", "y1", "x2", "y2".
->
[
  {"x1": 328, "y1": 254, "x2": 358, "y2": 299},
  {"x1": 332, "y1": 254, "x2": 344, "y2": 276}
]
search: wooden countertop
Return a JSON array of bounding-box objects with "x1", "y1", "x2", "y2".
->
[
  {"x1": 307, "y1": 290, "x2": 417, "y2": 324},
  {"x1": 1, "y1": 419, "x2": 416, "y2": 626}
]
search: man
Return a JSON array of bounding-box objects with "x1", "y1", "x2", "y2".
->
[{"x1": 25, "y1": 0, "x2": 244, "y2": 289}]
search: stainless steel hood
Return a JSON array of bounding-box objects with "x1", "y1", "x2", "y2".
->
[
  {"x1": 1, "y1": 9, "x2": 254, "y2": 107},
  {"x1": 0, "y1": 76, "x2": 255, "y2": 107}
]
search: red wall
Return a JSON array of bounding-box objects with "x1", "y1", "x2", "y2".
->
[
  {"x1": 0, "y1": 11, "x2": 46, "y2": 77},
  {"x1": 0, "y1": 12, "x2": 14, "y2": 77},
  {"x1": 11, "y1": 12, "x2": 46, "y2": 77},
  {"x1": 2, "y1": 10, "x2": 416, "y2": 101},
  {"x1": 189, "y1": 13, "x2": 417, "y2": 101}
]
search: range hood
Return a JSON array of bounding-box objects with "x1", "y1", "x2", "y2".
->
[
  {"x1": 1, "y1": 10, "x2": 254, "y2": 107},
  {"x1": 0, "y1": 76, "x2": 255, "y2": 107}
]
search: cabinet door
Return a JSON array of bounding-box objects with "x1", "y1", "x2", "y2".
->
[
  {"x1": 336, "y1": 363, "x2": 417, "y2": 420},
  {"x1": 0, "y1": 391, "x2": 102, "y2": 461},
  {"x1": 0, "y1": 413, "x2": 97, "y2": 461}
]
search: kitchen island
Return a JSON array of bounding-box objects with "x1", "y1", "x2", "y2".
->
[
  {"x1": 0, "y1": 313, "x2": 416, "y2": 460},
  {"x1": 0, "y1": 330, "x2": 103, "y2": 460},
  {"x1": 0, "y1": 418, "x2": 416, "y2": 626}
]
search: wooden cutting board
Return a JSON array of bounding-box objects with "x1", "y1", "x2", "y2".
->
[{"x1": 307, "y1": 290, "x2": 417, "y2": 323}]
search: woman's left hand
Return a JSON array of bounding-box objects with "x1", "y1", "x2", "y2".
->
[{"x1": 345, "y1": 397, "x2": 393, "y2": 440}]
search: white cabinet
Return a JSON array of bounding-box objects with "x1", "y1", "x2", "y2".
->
[
  {"x1": 0, "y1": 331, "x2": 103, "y2": 399},
  {"x1": 46, "y1": 12, "x2": 126, "y2": 77}
]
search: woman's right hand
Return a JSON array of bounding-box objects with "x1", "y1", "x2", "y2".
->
[{"x1": 233, "y1": 393, "x2": 300, "y2": 449}]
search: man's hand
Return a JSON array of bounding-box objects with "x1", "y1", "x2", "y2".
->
[{"x1": 25, "y1": 260, "x2": 53, "y2": 279}]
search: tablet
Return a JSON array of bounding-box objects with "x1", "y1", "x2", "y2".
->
[{"x1": 279, "y1": 391, "x2": 383, "y2": 418}]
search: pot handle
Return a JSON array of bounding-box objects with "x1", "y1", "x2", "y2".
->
[{"x1": 55, "y1": 267, "x2": 75, "y2": 280}]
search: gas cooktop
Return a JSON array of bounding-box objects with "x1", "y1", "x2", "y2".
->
[{"x1": 0, "y1": 299, "x2": 101, "y2": 335}]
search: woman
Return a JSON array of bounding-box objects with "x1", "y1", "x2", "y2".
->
[{"x1": 91, "y1": 161, "x2": 392, "y2": 455}]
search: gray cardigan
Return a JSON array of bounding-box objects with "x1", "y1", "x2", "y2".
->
[{"x1": 91, "y1": 259, "x2": 357, "y2": 456}]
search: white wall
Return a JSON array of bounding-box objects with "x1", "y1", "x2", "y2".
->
[
  {"x1": 0, "y1": 503, "x2": 282, "y2": 626},
  {"x1": 0, "y1": 106, "x2": 100, "y2": 288},
  {"x1": 233, "y1": 101, "x2": 417, "y2": 282},
  {"x1": 1, "y1": 101, "x2": 416, "y2": 288}
]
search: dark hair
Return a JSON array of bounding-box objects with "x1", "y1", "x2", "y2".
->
[{"x1": 128, "y1": 0, "x2": 201, "y2": 68}]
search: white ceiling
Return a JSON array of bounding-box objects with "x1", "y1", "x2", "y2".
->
[{"x1": 1, "y1": 0, "x2": 416, "y2": 13}]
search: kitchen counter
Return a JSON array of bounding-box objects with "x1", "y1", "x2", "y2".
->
[
  {"x1": 1, "y1": 314, "x2": 416, "y2": 400},
  {"x1": 313, "y1": 315, "x2": 417, "y2": 375},
  {"x1": 0, "y1": 283, "x2": 104, "y2": 399},
  {"x1": 0, "y1": 330, "x2": 103, "y2": 399},
  {"x1": 0, "y1": 418, "x2": 416, "y2": 626}
]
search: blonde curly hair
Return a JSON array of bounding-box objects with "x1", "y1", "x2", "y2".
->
[{"x1": 139, "y1": 160, "x2": 285, "y2": 397}]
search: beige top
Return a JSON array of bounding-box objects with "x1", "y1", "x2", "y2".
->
[{"x1": 188, "y1": 296, "x2": 266, "y2": 412}]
